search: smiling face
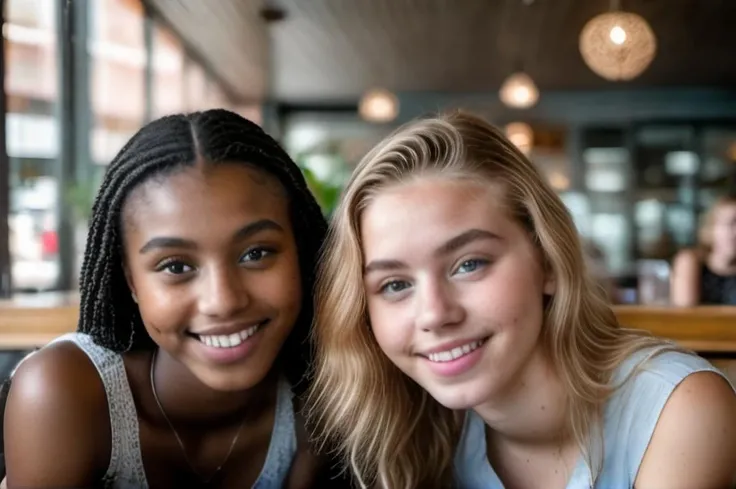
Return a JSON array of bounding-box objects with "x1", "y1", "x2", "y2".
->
[
  {"x1": 361, "y1": 177, "x2": 555, "y2": 409},
  {"x1": 122, "y1": 162, "x2": 302, "y2": 391}
]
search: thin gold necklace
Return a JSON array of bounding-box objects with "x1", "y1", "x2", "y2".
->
[{"x1": 149, "y1": 348, "x2": 248, "y2": 483}]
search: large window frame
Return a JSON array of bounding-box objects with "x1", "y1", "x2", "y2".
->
[{"x1": 1, "y1": 0, "x2": 239, "y2": 294}]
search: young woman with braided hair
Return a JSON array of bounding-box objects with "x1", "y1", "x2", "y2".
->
[{"x1": 2, "y1": 109, "x2": 345, "y2": 488}]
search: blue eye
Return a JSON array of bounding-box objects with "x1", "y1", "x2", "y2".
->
[
  {"x1": 380, "y1": 280, "x2": 411, "y2": 295},
  {"x1": 455, "y1": 259, "x2": 488, "y2": 275},
  {"x1": 240, "y1": 247, "x2": 273, "y2": 263}
]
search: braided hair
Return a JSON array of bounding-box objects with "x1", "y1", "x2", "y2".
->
[{"x1": 78, "y1": 109, "x2": 327, "y2": 396}]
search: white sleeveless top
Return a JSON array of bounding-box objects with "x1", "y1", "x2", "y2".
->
[
  {"x1": 39, "y1": 333, "x2": 297, "y2": 489},
  {"x1": 454, "y1": 348, "x2": 736, "y2": 489}
]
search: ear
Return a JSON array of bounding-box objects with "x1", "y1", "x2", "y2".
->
[{"x1": 123, "y1": 262, "x2": 138, "y2": 303}]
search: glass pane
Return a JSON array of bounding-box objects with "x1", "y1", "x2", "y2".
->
[
  {"x1": 4, "y1": 0, "x2": 60, "y2": 291},
  {"x1": 634, "y1": 125, "x2": 697, "y2": 257},
  {"x1": 581, "y1": 129, "x2": 633, "y2": 277},
  {"x1": 152, "y1": 24, "x2": 185, "y2": 118},
  {"x1": 89, "y1": 0, "x2": 146, "y2": 165},
  {"x1": 701, "y1": 128, "x2": 736, "y2": 199}
]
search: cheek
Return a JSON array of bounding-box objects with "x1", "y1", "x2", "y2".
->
[
  {"x1": 472, "y1": 260, "x2": 546, "y2": 326},
  {"x1": 259, "y1": 253, "x2": 303, "y2": 316},
  {"x1": 132, "y1": 276, "x2": 192, "y2": 336},
  {"x1": 367, "y1": 299, "x2": 410, "y2": 357}
]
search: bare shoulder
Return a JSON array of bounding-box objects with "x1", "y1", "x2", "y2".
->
[
  {"x1": 672, "y1": 248, "x2": 701, "y2": 273},
  {"x1": 5, "y1": 340, "x2": 111, "y2": 485},
  {"x1": 635, "y1": 371, "x2": 736, "y2": 489},
  {"x1": 670, "y1": 248, "x2": 703, "y2": 306}
]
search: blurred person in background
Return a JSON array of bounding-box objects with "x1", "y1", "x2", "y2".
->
[{"x1": 671, "y1": 194, "x2": 736, "y2": 306}]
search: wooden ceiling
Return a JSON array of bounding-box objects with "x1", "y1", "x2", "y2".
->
[{"x1": 145, "y1": 0, "x2": 736, "y2": 104}]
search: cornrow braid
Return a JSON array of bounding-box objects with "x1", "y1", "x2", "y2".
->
[{"x1": 77, "y1": 109, "x2": 327, "y2": 397}]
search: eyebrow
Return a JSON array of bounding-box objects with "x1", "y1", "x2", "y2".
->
[
  {"x1": 363, "y1": 228, "x2": 501, "y2": 275},
  {"x1": 138, "y1": 219, "x2": 284, "y2": 254},
  {"x1": 435, "y1": 228, "x2": 501, "y2": 256}
]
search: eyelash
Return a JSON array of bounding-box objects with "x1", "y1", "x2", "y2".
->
[
  {"x1": 239, "y1": 246, "x2": 276, "y2": 263},
  {"x1": 453, "y1": 258, "x2": 489, "y2": 275},
  {"x1": 155, "y1": 257, "x2": 193, "y2": 275}
]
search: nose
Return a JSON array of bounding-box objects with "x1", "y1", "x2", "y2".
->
[
  {"x1": 415, "y1": 278, "x2": 465, "y2": 332},
  {"x1": 198, "y1": 264, "x2": 250, "y2": 318}
]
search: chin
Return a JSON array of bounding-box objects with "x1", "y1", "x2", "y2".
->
[
  {"x1": 194, "y1": 362, "x2": 274, "y2": 392},
  {"x1": 423, "y1": 380, "x2": 496, "y2": 411}
]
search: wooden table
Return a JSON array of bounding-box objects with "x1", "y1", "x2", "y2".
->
[
  {"x1": 0, "y1": 293, "x2": 78, "y2": 349},
  {"x1": 613, "y1": 305, "x2": 736, "y2": 353}
]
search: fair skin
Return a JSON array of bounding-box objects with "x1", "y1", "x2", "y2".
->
[
  {"x1": 362, "y1": 177, "x2": 736, "y2": 489},
  {"x1": 5, "y1": 164, "x2": 320, "y2": 488},
  {"x1": 671, "y1": 202, "x2": 736, "y2": 306}
]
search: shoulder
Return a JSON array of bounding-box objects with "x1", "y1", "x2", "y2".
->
[
  {"x1": 610, "y1": 348, "x2": 729, "y2": 413},
  {"x1": 9, "y1": 336, "x2": 109, "y2": 403},
  {"x1": 672, "y1": 248, "x2": 702, "y2": 273},
  {"x1": 635, "y1": 369, "x2": 736, "y2": 488},
  {"x1": 4, "y1": 338, "x2": 111, "y2": 483},
  {"x1": 605, "y1": 348, "x2": 736, "y2": 487}
]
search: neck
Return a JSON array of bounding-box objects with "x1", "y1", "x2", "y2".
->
[
  {"x1": 474, "y1": 344, "x2": 571, "y2": 448},
  {"x1": 150, "y1": 348, "x2": 278, "y2": 427}
]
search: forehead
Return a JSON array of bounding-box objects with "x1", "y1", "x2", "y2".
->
[
  {"x1": 123, "y1": 163, "x2": 289, "y2": 233},
  {"x1": 360, "y1": 178, "x2": 514, "y2": 258}
]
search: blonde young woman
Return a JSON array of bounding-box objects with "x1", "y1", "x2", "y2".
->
[
  {"x1": 308, "y1": 112, "x2": 736, "y2": 489},
  {"x1": 671, "y1": 194, "x2": 736, "y2": 306}
]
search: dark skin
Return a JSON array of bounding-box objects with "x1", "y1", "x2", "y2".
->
[{"x1": 4, "y1": 163, "x2": 321, "y2": 488}]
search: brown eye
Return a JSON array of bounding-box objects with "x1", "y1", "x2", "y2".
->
[
  {"x1": 156, "y1": 259, "x2": 194, "y2": 275},
  {"x1": 239, "y1": 247, "x2": 274, "y2": 263}
]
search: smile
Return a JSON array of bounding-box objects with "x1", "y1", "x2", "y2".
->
[
  {"x1": 195, "y1": 321, "x2": 267, "y2": 349},
  {"x1": 426, "y1": 338, "x2": 487, "y2": 363}
]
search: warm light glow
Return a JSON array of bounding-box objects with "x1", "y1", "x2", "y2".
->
[
  {"x1": 499, "y1": 72, "x2": 539, "y2": 109},
  {"x1": 549, "y1": 172, "x2": 570, "y2": 190},
  {"x1": 359, "y1": 88, "x2": 399, "y2": 123},
  {"x1": 579, "y1": 11, "x2": 656, "y2": 81},
  {"x1": 505, "y1": 122, "x2": 533, "y2": 154},
  {"x1": 609, "y1": 25, "x2": 627, "y2": 45}
]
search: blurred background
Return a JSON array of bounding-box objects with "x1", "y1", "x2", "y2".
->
[{"x1": 0, "y1": 0, "x2": 735, "y2": 304}]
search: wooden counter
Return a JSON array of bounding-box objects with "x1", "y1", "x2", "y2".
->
[
  {"x1": 0, "y1": 293, "x2": 78, "y2": 349},
  {"x1": 0, "y1": 294, "x2": 734, "y2": 353},
  {"x1": 613, "y1": 305, "x2": 736, "y2": 353}
]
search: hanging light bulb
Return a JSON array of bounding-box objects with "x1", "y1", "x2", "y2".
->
[
  {"x1": 505, "y1": 122, "x2": 534, "y2": 155},
  {"x1": 579, "y1": 10, "x2": 657, "y2": 81},
  {"x1": 499, "y1": 72, "x2": 539, "y2": 109},
  {"x1": 359, "y1": 88, "x2": 399, "y2": 123}
]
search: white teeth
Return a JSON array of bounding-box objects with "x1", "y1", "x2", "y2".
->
[
  {"x1": 427, "y1": 340, "x2": 484, "y2": 363},
  {"x1": 197, "y1": 323, "x2": 262, "y2": 349}
]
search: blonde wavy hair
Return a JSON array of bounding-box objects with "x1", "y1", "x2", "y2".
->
[{"x1": 308, "y1": 111, "x2": 676, "y2": 488}]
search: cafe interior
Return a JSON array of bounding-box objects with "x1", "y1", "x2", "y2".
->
[{"x1": 0, "y1": 0, "x2": 735, "y2": 406}]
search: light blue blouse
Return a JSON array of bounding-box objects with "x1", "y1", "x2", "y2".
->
[{"x1": 454, "y1": 348, "x2": 735, "y2": 489}]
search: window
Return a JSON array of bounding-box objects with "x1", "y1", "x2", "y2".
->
[
  {"x1": 4, "y1": 0, "x2": 60, "y2": 291},
  {"x1": 89, "y1": 0, "x2": 146, "y2": 165}
]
